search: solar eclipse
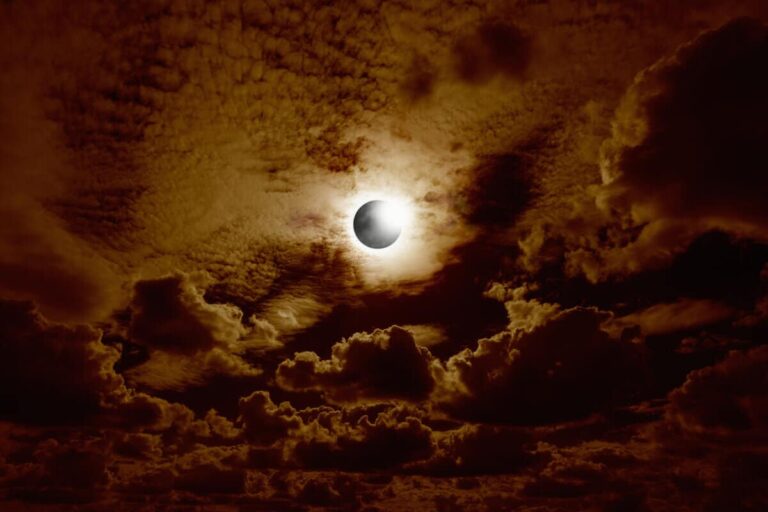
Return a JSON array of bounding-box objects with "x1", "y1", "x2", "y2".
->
[{"x1": 353, "y1": 200, "x2": 404, "y2": 249}]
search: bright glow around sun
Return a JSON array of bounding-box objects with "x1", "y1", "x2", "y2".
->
[{"x1": 377, "y1": 201, "x2": 406, "y2": 234}]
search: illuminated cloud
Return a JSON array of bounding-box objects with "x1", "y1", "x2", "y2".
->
[
  {"x1": 124, "y1": 272, "x2": 262, "y2": 391},
  {"x1": 667, "y1": 345, "x2": 768, "y2": 438},
  {"x1": 277, "y1": 326, "x2": 439, "y2": 402},
  {"x1": 437, "y1": 304, "x2": 646, "y2": 424}
]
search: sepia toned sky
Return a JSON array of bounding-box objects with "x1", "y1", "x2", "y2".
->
[{"x1": 2, "y1": 0, "x2": 768, "y2": 510}]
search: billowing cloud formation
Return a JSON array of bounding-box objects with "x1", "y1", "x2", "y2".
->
[
  {"x1": 438, "y1": 304, "x2": 646, "y2": 424},
  {"x1": 520, "y1": 18, "x2": 768, "y2": 284},
  {"x1": 0, "y1": 299, "x2": 209, "y2": 434},
  {"x1": 238, "y1": 390, "x2": 434, "y2": 470},
  {"x1": 125, "y1": 272, "x2": 261, "y2": 390},
  {"x1": 600, "y1": 18, "x2": 768, "y2": 235},
  {"x1": 415, "y1": 424, "x2": 536, "y2": 476},
  {"x1": 277, "y1": 326, "x2": 438, "y2": 402},
  {"x1": 667, "y1": 345, "x2": 768, "y2": 438},
  {"x1": 129, "y1": 272, "x2": 247, "y2": 353}
]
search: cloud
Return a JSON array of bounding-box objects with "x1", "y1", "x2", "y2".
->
[
  {"x1": 459, "y1": 152, "x2": 534, "y2": 228},
  {"x1": 237, "y1": 390, "x2": 434, "y2": 471},
  {"x1": 666, "y1": 345, "x2": 768, "y2": 439},
  {"x1": 0, "y1": 14, "x2": 122, "y2": 323},
  {"x1": 237, "y1": 390, "x2": 302, "y2": 445},
  {"x1": 452, "y1": 21, "x2": 532, "y2": 84},
  {"x1": 2, "y1": 437, "x2": 112, "y2": 504},
  {"x1": 412, "y1": 424, "x2": 538, "y2": 476},
  {"x1": 600, "y1": 18, "x2": 768, "y2": 235},
  {"x1": 0, "y1": 299, "x2": 127, "y2": 424},
  {"x1": 288, "y1": 402, "x2": 434, "y2": 471},
  {"x1": 609, "y1": 298, "x2": 734, "y2": 336},
  {"x1": 129, "y1": 272, "x2": 247, "y2": 353},
  {"x1": 0, "y1": 297, "x2": 219, "y2": 438},
  {"x1": 400, "y1": 53, "x2": 438, "y2": 101},
  {"x1": 520, "y1": 18, "x2": 768, "y2": 284},
  {"x1": 124, "y1": 272, "x2": 261, "y2": 390},
  {"x1": 552, "y1": 18, "x2": 768, "y2": 282},
  {"x1": 437, "y1": 302, "x2": 646, "y2": 424},
  {"x1": 277, "y1": 326, "x2": 439, "y2": 402}
]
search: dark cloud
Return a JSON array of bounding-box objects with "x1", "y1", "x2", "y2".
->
[
  {"x1": 237, "y1": 390, "x2": 302, "y2": 445},
  {"x1": 0, "y1": 299, "x2": 125, "y2": 424},
  {"x1": 289, "y1": 403, "x2": 434, "y2": 471},
  {"x1": 129, "y1": 272, "x2": 246, "y2": 354},
  {"x1": 124, "y1": 272, "x2": 261, "y2": 391},
  {"x1": 277, "y1": 326, "x2": 439, "y2": 402},
  {"x1": 460, "y1": 151, "x2": 535, "y2": 228},
  {"x1": 601, "y1": 18, "x2": 768, "y2": 234},
  {"x1": 439, "y1": 304, "x2": 646, "y2": 424},
  {"x1": 237, "y1": 390, "x2": 434, "y2": 471},
  {"x1": 2, "y1": 438, "x2": 111, "y2": 505},
  {"x1": 400, "y1": 53, "x2": 437, "y2": 101},
  {"x1": 452, "y1": 21, "x2": 532, "y2": 84},
  {"x1": 413, "y1": 424, "x2": 538, "y2": 476},
  {"x1": 667, "y1": 345, "x2": 768, "y2": 438}
]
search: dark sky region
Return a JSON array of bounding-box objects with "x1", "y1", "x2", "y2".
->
[{"x1": 1, "y1": 1, "x2": 768, "y2": 510}]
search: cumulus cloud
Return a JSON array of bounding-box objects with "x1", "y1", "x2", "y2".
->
[
  {"x1": 551, "y1": 18, "x2": 768, "y2": 282},
  {"x1": 124, "y1": 272, "x2": 261, "y2": 390},
  {"x1": 666, "y1": 345, "x2": 768, "y2": 439},
  {"x1": 237, "y1": 390, "x2": 434, "y2": 470},
  {"x1": 277, "y1": 326, "x2": 439, "y2": 402},
  {"x1": 600, "y1": 18, "x2": 768, "y2": 235},
  {"x1": 289, "y1": 404, "x2": 434, "y2": 471},
  {"x1": 129, "y1": 272, "x2": 247, "y2": 353},
  {"x1": 437, "y1": 302, "x2": 646, "y2": 424},
  {"x1": 0, "y1": 297, "x2": 222, "y2": 438},
  {"x1": 412, "y1": 424, "x2": 537, "y2": 476},
  {"x1": 237, "y1": 390, "x2": 302, "y2": 446},
  {"x1": 0, "y1": 299, "x2": 129, "y2": 424}
]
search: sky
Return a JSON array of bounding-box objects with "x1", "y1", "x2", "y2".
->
[{"x1": 1, "y1": 0, "x2": 768, "y2": 510}]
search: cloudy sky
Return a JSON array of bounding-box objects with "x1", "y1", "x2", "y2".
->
[{"x1": 2, "y1": 0, "x2": 768, "y2": 510}]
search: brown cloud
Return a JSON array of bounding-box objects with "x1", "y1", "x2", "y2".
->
[
  {"x1": 600, "y1": 18, "x2": 768, "y2": 235},
  {"x1": 0, "y1": 299, "x2": 126, "y2": 424},
  {"x1": 2, "y1": 1, "x2": 768, "y2": 510},
  {"x1": 237, "y1": 390, "x2": 302, "y2": 446},
  {"x1": 2, "y1": 437, "x2": 111, "y2": 504},
  {"x1": 609, "y1": 298, "x2": 734, "y2": 336},
  {"x1": 124, "y1": 272, "x2": 261, "y2": 390},
  {"x1": 288, "y1": 403, "x2": 434, "y2": 471},
  {"x1": 452, "y1": 21, "x2": 532, "y2": 84},
  {"x1": 413, "y1": 424, "x2": 538, "y2": 476},
  {"x1": 438, "y1": 303, "x2": 646, "y2": 424},
  {"x1": 667, "y1": 345, "x2": 768, "y2": 439},
  {"x1": 277, "y1": 326, "x2": 439, "y2": 402},
  {"x1": 553, "y1": 18, "x2": 768, "y2": 282},
  {"x1": 0, "y1": 297, "x2": 220, "y2": 439},
  {"x1": 129, "y1": 272, "x2": 247, "y2": 353},
  {"x1": 237, "y1": 390, "x2": 435, "y2": 471},
  {"x1": 400, "y1": 53, "x2": 438, "y2": 101}
]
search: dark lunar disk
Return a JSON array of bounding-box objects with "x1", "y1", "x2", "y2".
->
[{"x1": 353, "y1": 200, "x2": 402, "y2": 249}]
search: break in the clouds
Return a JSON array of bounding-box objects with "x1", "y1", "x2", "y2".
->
[{"x1": 2, "y1": 1, "x2": 768, "y2": 510}]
